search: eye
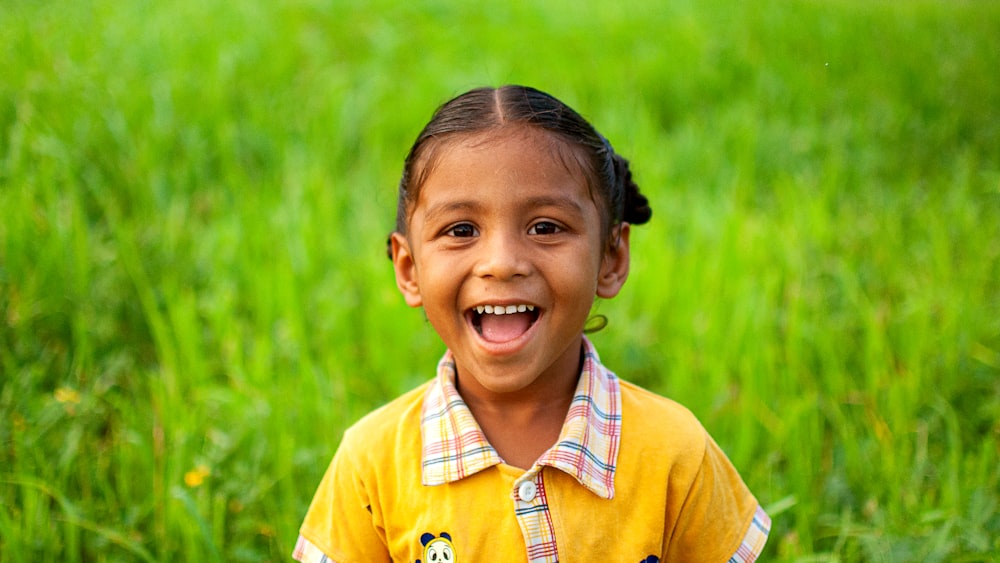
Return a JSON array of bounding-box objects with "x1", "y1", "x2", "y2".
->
[
  {"x1": 528, "y1": 221, "x2": 561, "y2": 235},
  {"x1": 445, "y1": 223, "x2": 478, "y2": 237}
]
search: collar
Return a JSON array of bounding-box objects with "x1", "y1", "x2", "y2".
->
[{"x1": 420, "y1": 337, "x2": 622, "y2": 499}]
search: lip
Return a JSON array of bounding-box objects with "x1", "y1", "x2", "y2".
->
[{"x1": 464, "y1": 301, "x2": 543, "y2": 353}]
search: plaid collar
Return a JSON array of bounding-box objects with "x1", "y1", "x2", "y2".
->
[{"x1": 420, "y1": 337, "x2": 622, "y2": 499}]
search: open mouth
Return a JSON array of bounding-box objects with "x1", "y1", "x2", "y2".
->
[{"x1": 470, "y1": 304, "x2": 541, "y2": 343}]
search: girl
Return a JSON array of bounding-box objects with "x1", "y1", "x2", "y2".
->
[{"x1": 294, "y1": 85, "x2": 770, "y2": 562}]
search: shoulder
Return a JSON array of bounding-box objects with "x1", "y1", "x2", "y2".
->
[
  {"x1": 618, "y1": 379, "x2": 706, "y2": 441},
  {"x1": 608, "y1": 375, "x2": 770, "y2": 561},
  {"x1": 297, "y1": 386, "x2": 433, "y2": 563},
  {"x1": 615, "y1": 378, "x2": 715, "y2": 477},
  {"x1": 338, "y1": 381, "x2": 431, "y2": 458}
]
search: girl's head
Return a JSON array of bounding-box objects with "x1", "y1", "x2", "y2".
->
[
  {"x1": 389, "y1": 86, "x2": 652, "y2": 392},
  {"x1": 392, "y1": 85, "x2": 652, "y2": 247}
]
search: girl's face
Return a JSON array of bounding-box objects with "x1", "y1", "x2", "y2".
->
[{"x1": 390, "y1": 127, "x2": 630, "y2": 399}]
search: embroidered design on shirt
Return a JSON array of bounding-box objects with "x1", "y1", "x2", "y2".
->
[
  {"x1": 640, "y1": 556, "x2": 660, "y2": 563},
  {"x1": 416, "y1": 532, "x2": 456, "y2": 563}
]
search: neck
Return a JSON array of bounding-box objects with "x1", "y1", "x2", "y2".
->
[
  {"x1": 453, "y1": 340, "x2": 584, "y2": 469},
  {"x1": 454, "y1": 338, "x2": 583, "y2": 413}
]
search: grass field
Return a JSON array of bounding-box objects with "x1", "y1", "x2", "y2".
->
[{"x1": 2, "y1": 0, "x2": 999, "y2": 561}]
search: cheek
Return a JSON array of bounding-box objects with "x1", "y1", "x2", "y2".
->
[
  {"x1": 418, "y1": 258, "x2": 460, "y2": 294},
  {"x1": 548, "y1": 254, "x2": 601, "y2": 304},
  {"x1": 414, "y1": 261, "x2": 466, "y2": 325}
]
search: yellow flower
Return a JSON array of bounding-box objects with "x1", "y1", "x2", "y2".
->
[
  {"x1": 184, "y1": 465, "x2": 211, "y2": 487},
  {"x1": 54, "y1": 387, "x2": 81, "y2": 404}
]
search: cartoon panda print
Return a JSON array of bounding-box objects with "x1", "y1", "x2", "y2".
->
[{"x1": 415, "y1": 532, "x2": 455, "y2": 563}]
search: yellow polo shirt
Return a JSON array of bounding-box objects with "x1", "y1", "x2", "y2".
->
[{"x1": 294, "y1": 338, "x2": 769, "y2": 562}]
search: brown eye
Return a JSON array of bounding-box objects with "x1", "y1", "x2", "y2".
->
[
  {"x1": 528, "y1": 221, "x2": 561, "y2": 235},
  {"x1": 446, "y1": 223, "x2": 478, "y2": 237}
]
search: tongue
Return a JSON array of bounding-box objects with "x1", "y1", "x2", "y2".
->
[{"x1": 480, "y1": 312, "x2": 532, "y2": 343}]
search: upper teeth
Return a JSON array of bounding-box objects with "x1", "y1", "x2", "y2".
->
[{"x1": 475, "y1": 304, "x2": 535, "y2": 315}]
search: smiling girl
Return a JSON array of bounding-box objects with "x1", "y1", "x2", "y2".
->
[{"x1": 293, "y1": 85, "x2": 770, "y2": 563}]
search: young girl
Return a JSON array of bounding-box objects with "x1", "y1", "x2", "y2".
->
[{"x1": 294, "y1": 85, "x2": 770, "y2": 562}]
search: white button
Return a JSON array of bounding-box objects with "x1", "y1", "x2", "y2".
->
[{"x1": 518, "y1": 480, "x2": 537, "y2": 502}]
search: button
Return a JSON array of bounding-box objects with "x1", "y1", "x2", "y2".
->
[{"x1": 518, "y1": 480, "x2": 537, "y2": 502}]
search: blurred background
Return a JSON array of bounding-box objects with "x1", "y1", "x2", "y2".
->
[{"x1": 1, "y1": 0, "x2": 998, "y2": 560}]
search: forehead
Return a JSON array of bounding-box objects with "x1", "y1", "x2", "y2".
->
[{"x1": 414, "y1": 126, "x2": 593, "y2": 206}]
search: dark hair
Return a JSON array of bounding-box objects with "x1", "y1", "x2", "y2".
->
[{"x1": 391, "y1": 85, "x2": 651, "y2": 249}]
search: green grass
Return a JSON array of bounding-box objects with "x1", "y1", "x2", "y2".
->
[{"x1": 2, "y1": 0, "x2": 999, "y2": 560}]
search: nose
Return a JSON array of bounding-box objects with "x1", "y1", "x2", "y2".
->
[{"x1": 472, "y1": 230, "x2": 530, "y2": 280}]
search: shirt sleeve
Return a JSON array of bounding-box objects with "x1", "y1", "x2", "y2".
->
[
  {"x1": 293, "y1": 434, "x2": 391, "y2": 563},
  {"x1": 663, "y1": 433, "x2": 771, "y2": 562}
]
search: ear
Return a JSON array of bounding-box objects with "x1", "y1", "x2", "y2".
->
[
  {"x1": 390, "y1": 232, "x2": 423, "y2": 308},
  {"x1": 596, "y1": 223, "x2": 630, "y2": 299}
]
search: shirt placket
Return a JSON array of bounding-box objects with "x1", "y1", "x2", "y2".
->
[{"x1": 512, "y1": 469, "x2": 559, "y2": 563}]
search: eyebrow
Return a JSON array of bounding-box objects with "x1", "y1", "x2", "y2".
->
[
  {"x1": 422, "y1": 200, "x2": 484, "y2": 224},
  {"x1": 519, "y1": 195, "x2": 586, "y2": 216},
  {"x1": 424, "y1": 194, "x2": 586, "y2": 222}
]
